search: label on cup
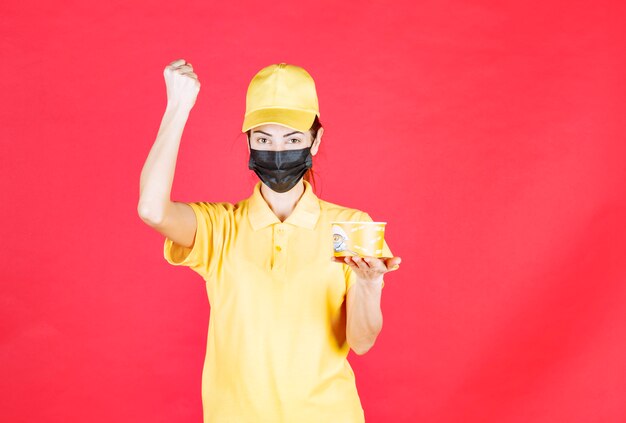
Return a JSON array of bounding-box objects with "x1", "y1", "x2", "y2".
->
[{"x1": 331, "y1": 221, "x2": 387, "y2": 257}]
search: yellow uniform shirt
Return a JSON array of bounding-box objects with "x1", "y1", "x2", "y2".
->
[{"x1": 163, "y1": 180, "x2": 393, "y2": 423}]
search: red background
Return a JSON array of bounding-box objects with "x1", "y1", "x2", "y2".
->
[{"x1": 1, "y1": 1, "x2": 625, "y2": 422}]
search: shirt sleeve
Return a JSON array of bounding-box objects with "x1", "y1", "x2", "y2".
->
[
  {"x1": 163, "y1": 201, "x2": 228, "y2": 279},
  {"x1": 345, "y1": 211, "x2": 394, "y2": 292}
]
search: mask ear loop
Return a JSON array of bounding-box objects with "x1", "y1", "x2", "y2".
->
[{"x1": 247, "y1": 136, "x2": 256, "y2": 170}]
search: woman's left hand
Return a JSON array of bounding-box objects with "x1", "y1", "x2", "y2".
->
[{"x1": 332, "y1": 255, "x2": 402, "y2": 283}]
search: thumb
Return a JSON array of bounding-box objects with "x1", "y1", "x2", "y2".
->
[{"x1": 385, "y1": 256, "x2": 402, "y2": 271}]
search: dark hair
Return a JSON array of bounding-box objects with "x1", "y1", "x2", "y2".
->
[{"x1": 246, "y1": 115, "x2": 323, "y2": 192}]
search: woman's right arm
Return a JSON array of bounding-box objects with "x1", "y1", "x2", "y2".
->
[{"x1": 137, "y1": 59, "x2": 201, "y2": 249}]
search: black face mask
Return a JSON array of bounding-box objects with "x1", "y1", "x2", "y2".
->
[{"x1": 247, "y1": 139, "x2": 313, "y2": 193}]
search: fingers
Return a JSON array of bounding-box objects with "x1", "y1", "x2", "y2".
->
[
  {"x1": 384, "y1": 256, "x2": 402, "y2": 271},
  {"x1": 350, "y1": 256, "x2": 369, "y2": 271},
  {"x1": 338, "y1": 256, "x2": 362, "y2": 271},
  {"x1": 343, "y1": 256, "x2": 359, "y2": 269},
  {"x1": 342, "y1": 256, "x2": 386, "y2": 272},
  {"x1": 332, "y1": 256, "x2": 398, "y2": 274},
  {"x1": 169, "y1": 65, "x2": 194, "y2": 75},
  {"x1": 178, "y1": 65, "x2": 195, "y2": 74},
  {"x1": 164, "y1": 60, "x2": 200, "y2": 88},
  {"x1": 362, "y1": 256, "x2": 389, "y2": 272},
  {"x1": 165, "y1": 59, "x2": 196, "y2": 75},
  {"x1": 331, "y1": 256, "x2": 386, "y2": 271},
  {"x1": 168, "y1": 58, "x2": 190, "y2": 69},
  {"x1": 183, "y1": 71, "x2": 198, "y2": 80}
]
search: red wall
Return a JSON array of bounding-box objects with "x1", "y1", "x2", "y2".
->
[{"x1": 1, "y1": 1, "x2": 625, "y2": 422}]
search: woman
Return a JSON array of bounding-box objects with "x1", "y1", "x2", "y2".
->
[{"x1": 138, "y1": 59, "x2": 402, "y2": 423}]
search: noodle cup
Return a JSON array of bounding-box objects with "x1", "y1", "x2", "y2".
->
[{"x1": 331, "y1": 221, "x2": 387, "y2": 257}]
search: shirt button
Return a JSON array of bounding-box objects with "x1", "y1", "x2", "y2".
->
[{"x1": 275, "y1": 245, "x2": 282, "y2": 252}]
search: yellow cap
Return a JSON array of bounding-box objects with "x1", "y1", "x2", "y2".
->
[{"x1": 242, "y1": 63, "x2": 320, "y2": 133}]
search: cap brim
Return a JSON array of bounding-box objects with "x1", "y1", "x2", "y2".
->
[{"x1": 242, "y1": 108, "x2": 317, "y2": 133}]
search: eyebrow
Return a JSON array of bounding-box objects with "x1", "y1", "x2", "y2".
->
[{"x1": 252, "y1": 130, "x2": 304, "y2": 137}]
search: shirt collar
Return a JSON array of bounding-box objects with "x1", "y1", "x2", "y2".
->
[{"x1": 247, "y1": 180, "x2": 321, "y2": 231}]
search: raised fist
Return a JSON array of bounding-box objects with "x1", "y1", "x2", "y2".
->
[{"x1": 163, "y1": 58, "x2": 201, "y2": 111}]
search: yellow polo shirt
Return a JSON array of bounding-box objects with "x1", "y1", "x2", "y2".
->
[{"x1": 163, "y1": 180, "x2": 393, "y2": 423}]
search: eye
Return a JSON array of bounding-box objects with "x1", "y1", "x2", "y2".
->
[
  {"x1": 289, "y1": 138, "x2": 302, "y2": 143},
  {"x1": 257, "y1": 138, "x2": 269, "y2": 144}
]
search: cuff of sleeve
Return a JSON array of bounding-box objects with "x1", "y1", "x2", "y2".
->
[{"x1": 163, "y1": 203, "x2": 204, "y2": 266}]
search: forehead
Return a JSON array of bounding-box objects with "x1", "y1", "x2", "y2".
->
[{"x1": 251, "y1": 123, "x2": 305, "y2": 135}]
